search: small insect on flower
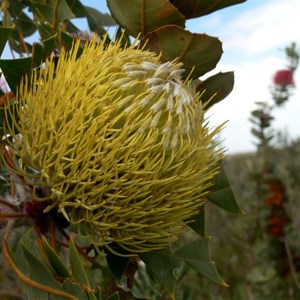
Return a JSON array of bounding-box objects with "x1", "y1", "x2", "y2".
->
[{"x1": 3, "y1": 36, "x2": 223, "y2": 254}]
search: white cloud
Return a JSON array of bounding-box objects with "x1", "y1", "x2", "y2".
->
[
  {"x1": 222, "y1": 0, "x2": 300, "y2": 56},
  {"x1": 189, "y1": 0, "x2": 300, "y2": 153}
]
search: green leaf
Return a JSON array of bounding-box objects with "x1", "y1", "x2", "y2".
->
[
  {"x1": 0, "y1": 167, "x2": 10, "y2": 194},
  {"x1": 69, "y1": 237, "x2": 91, "y2": 287},
  {"x1": 145, "y1": 25, "x2": 222, "y2": 79},
  {"x1": 172, "y1": 0, "x2": 247, "y2": 19},
  {"x1": 107, "y1": 0, "x2": 185, "y2": 38},
  {"x1": 0, "y1": 25, "x2": 14, "y2": 56},
  {"x1": 66, "y1": 0, "x2": 87, "y2": 18},
  {"x1": 32, "y1": 35, "x2": 58, "y2": 62},
  {"x1": 14, "y1": 10, "x2": 37, "y2": 37},
  {"x1": 94, "y1": 287, "x2": 102, "y2": 300},
  {"x1": 187, "y1": 205, "x2": 205, "y2": 237},
  {"x1": 3, "y1": 229, "x2": 50, "y2": 299},
  {"x1": 107, "y1": 292, "x2": 120, "y2": 300},
  {"x1": 14, "y1": 237, "x2": 31, "y2": 275},
  {"x1": 0, "y1": 57, "x2": 31, "y2": 93},
  {"x1": 251, "y1": 128, "x2": 264, "y2": 140},
  {"x1": 85, "y1": 6, "x2": 116, "y2": 32},
  {"x1": 207, "y1": 165, "x2": 244, "y2": 214},
  {"x1": 30, "y1": 0, "x2": 75, "y2": 26},
  {"x1": 8, "y1": 35, "x2": 33, "y2": 55},
  {"x1": 41, "y1": 237, "x2": 71, "y2": 278},
  {"x1": 31, "y1": 42, "x2": 48, "y2": 67},
  {"x1": 62, "y1": 278, "x2": 89, "y2": 300},
  {"x1": 41, "y1": 34, "x2": 58, "y2": 57},
  {"x1": 105, "y1": 249, "x2": 130, "y2": 280},
  {"x1": 175, "y1": 238, "x2": 228, "y2": 286},
  {"x1": 139, "y1": 251, "x2": 181, "y2": 296},
  {"x1": 22, "y1": 243, "x2": 61, "y2": 288},
  {"x1": 21, "y1": 243, "x2": 62, "y2": 299},
  {"x1": 182, "y1": 283, "x2": 193, "y2": 300},
  {"x1": 197, "y1": 72, "x2": 234, "y2": 108},
  {"x1": 59, "y1": 30, "x2": 75, "y2": 51}
]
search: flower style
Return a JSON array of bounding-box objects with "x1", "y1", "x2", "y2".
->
[{"x1": 3, "y1": 38, "x2": 223, "y2": 254}]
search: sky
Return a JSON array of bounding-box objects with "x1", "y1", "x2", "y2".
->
[
  {"x1": 2, "y1": 0, "x2": 300, "y2": 154},
  {"x1": 78, "y1": 0, "x2": 300, "y2": 154},
  {"x1": 185, "y1": 0, "x2": 300, "y2": 154}
]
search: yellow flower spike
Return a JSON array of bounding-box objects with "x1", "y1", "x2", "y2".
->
[{"x1": 4, "y1": 36, "x2": 224, "y2": 254}]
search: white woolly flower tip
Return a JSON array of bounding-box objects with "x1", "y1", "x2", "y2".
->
[{"x1": 115, "y1": 59, "x2": 199, "y2": 148}]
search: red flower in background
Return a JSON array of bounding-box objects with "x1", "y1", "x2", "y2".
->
[
  {"x1": 263, "y1": 180, "x2": 284, "y2": 205},
  {"x1": 273, "y1": 69, "x2": 294, "y2": 86},
  {"x1": 268, "y1": 216, "x2": 288, "y2": 237}
]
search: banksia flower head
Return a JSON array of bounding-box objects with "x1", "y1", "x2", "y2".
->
[{"x1": 4, "y1": 37, "x2": 223, "y2": 254}]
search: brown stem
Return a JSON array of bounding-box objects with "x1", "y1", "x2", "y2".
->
[
  {"x1": 18, "y1": 30, "x2": 30, "y2": 57},
  {"x1": 284, "y1": 238, "x2": 300, "y2": 290},
  {"x1": 0, "y1": 198, "x2": 19, "y2": 210},
  {"x1": 0, "y1": 212, "x2": 26, "y2": 218},
  {"x1": 9, "y1": 169, "x2": 16, "y2": 199},
  {"x1": 52, "y1": 0, "x2": 60, "y2": 28},
  {"x1": 49, "y1": 220, "x2": 57, "y2": 249},
  {"x1": 3, "y1": 221, "x2": 78, "y2": 300},
  {"x1": 0, "y1": 91, "x2": 15, "y2": 107}
]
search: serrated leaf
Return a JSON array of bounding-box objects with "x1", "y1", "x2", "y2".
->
[
  {"x1": 107, "y1": 0, "x2": 185, "y2": 37},
  {"x1": 14, "y1": 238, "x2": 30, "y2": 275},
  {"x1": 14, "y1": 241, "x2": 49, "y2": 300},
  {"x1": 145, "y1": 25, "x2": 222, "y2": 79},
  {"x1": 175, "y1": 238, "x2": 228, "y2": 286},
  {"x1": 207, "y1": 165, "x2": 244, "y2": 214},
  {"x1": 85, "y1": 6, "x2": 116, "y2": 32},
  {"x1": 42, "y1": 34, "x2": 58, "y2": 56},
  {"x1": 21, "y1": 243, "x2": 62, "y2": 299},
  {"x1": 105, "y1": 249, "x2": 130, "y2": 280},
  {"x1": 0, "y1": 25, "x2": 14, "y2": 56},
  {"x1": 197, "y1": 72, "x2": 234, "y2": 108},
  {"x1": 31, "y1": 42, "x2": 47, "y2": 67},
  {"x1": 107, "y1": 292, "x2": 120, "y2": 300},
  {"x1": 59, "y1": 30, "x2": 75, "y2": 51},
  {"x1": 66, "y1": 0, "x2": 87, "y2": 18},
  {"x1": 182, "y1": 283, "x2": 193, "y2": 300},
  {"x1": 22, "y1": 243, "x2": 61, "y2": 288},
  {"x1": 0, "y1": 57, "x2": 31, "y2": 93},
  {"x1": 69, "y1": 237, "x2": 91, "y2": 287},
  {"x1": 62, "y1": 278, "x2": 90, "y2": 300},
  {"x1": 30, "y1": 0, "x2": 75, "y2": 26},
  {"x1": 15, "y1": 10, "x2": 37, "y2": 37},
  {"x1": 187, "y1": 260, "x2": 227, "y2": 287},
  {"x1": 8, "y1": 35, "x2": 33, "y2": 55},
  {"x1": 172, "y1": 0, "x2": 247, "y2": 19},
  {"x1": 139, "y1": 251, "x2": 181, "y2": 296},
  {"x1": 41, "y1": 237, "x2": 71, "y2": 278},
  {"x1": 187, "y1": 205, "x2": 205, "y2": 237}
]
